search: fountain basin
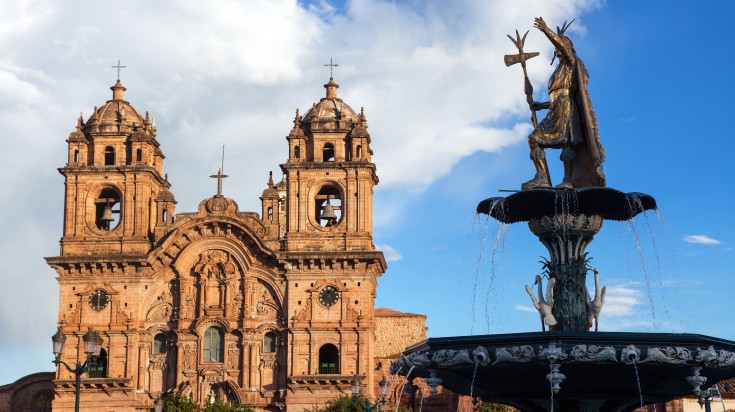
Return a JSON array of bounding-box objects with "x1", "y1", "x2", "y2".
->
[
  {"x1": 476, "y1": 187, "x2": 657, "y2": 224},
  {"x1": 392, "y1": 331, "x2": 735, "y2": 411}
]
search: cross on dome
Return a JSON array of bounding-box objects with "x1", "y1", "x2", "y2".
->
[
  {"x1": 111, "y1": 59, "x2": 126, "y2": 81},
  {"x1": 324, "y1": 57, "x2": 339, "y2": 78}
]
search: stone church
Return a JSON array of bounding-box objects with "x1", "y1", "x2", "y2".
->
[{"x1": 43, "y1": 75, "x2": 387, "y2": 411}]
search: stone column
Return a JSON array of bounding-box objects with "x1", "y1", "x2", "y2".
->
[{"x1": 137, "y1": 344, "x2": 147, "y2": 390}]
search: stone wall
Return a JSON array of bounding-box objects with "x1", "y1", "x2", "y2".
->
[{"x1": 0, "y1": 372, "x2": 55, "y2": 412}]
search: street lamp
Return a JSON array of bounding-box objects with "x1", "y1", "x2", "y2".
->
[
  {"x1": 52, "y1": 327, "x2": 103, "y2": 412},
  {"x1": 154, "y1": 397, "x2": 164, "y2": 412},
  {"x1": 350, "y1": 375, "x2": 389, "y2": 411}
]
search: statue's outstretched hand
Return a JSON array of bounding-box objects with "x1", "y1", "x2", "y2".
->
[{"x1": 534, "y1": 17, "x2": 549, "y2": 33}]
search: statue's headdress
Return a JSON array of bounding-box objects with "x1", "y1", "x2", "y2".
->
[{"x1": 551, "y1": 19, "x2": 575, "y2": 65}]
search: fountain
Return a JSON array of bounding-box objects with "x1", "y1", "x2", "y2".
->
[{"x1": 391, "y1": 17, "x2": 735, "y2": 411}]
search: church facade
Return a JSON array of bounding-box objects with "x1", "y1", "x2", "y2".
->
[{"x1": 45, "y1": 76, "x2": 386, "y2": 411}]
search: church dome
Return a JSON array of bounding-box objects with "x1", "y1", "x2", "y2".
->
[
  {"x1": 83, "y1": 80, "x2": 147, "y2": 133},
  {"x1": 300, "y1": 78, "x2": 359, "y2": 128}
]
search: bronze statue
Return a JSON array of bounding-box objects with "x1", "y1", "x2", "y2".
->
[{"x1": 509, "y1": 17, "x2": 606, "y2": 190}]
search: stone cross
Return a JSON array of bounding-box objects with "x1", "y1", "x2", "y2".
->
[{"x1": 209, "y1": 145, "x2": 228, "y2": 196}]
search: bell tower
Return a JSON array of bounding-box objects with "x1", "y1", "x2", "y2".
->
[
  {"x1": 58, "y1": 79, "x2": 174, "y2": 256},
  {"x1": 281, "y1": 76, "x2": 377, "y2": 251},
  {"x1": 279, "y1": 75, "x2": 386, "y2": 409}
]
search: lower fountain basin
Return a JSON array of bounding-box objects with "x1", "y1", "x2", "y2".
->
[
  {"x1": 476, "y1": 187, "x2": 657, "y2": 224},
  {"x1": 391, "y1": 331, "x2": 735, "y2": 412}
]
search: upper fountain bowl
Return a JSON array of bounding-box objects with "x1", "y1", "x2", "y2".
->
[{"x1": 477, "y1": 187, "x2": 657, "y2": 224}]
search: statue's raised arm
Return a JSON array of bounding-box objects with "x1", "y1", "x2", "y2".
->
[{"x1": 519, "y1": 17, "x2": 606, "y2": 190}]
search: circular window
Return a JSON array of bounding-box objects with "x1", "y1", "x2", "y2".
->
[{"x1": 89, "y1": 289, "x2": 110, "y2": 311}]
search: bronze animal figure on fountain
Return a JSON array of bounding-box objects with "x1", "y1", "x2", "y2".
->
[{"x1": 509, "y1": 17, "x2": 606, "y2": 190}]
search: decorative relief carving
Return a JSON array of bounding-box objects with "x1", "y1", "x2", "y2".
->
[
  {"x1": 493, "y1": 346, "x2": 536, "y2": 364},
  {"x1": 260, "y1": 354, "x2": 277, "y2": 369},
  {"x1": 345, "y1": 302, "x2": 361, "y2": 322},
  {"x1": 226, "y1": 343, "x2": 239, "y2": 370},
  {"x1": 432, "y1": 349, "x2": 474, "y2": 366},
  {"x1": 292, "y1": 298, "x2": 312, "y2": 323},
  {"x1": 639, "y1": 347, "x2": 692, "y2": 364},
  {"x1": 112, "y1": 301, "x2": 133, "y2": 327},
  {"x1": 146, "y1": 303, "x2": 173, "y2": 322},
  {"x1": 149, "y1": 355, "x2": 167, "y2": 370},
  {"x1": 570, "y1": 345, "x2": 617, "y2": 362},
  {"x1": 183, "y1": 344, "x2": 197, "y2": 371},
  {"x1": 62, "y1": 301, "x2": 82, "y2": 327}
]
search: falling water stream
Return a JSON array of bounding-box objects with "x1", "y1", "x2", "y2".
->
[
  {"x1": 394, "y1": 365, "x2": 415, "y2": 412},
  {"x1": 631, "y1": 360, "x2": 644, "y2": 410}
]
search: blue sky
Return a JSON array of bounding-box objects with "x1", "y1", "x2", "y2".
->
[{"x1": 0, "y1": 0, "x2": 733, "y2": 385}]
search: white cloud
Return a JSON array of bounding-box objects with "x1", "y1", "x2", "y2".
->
[
  {"x1": 0, "y1": 0, "x2": 603, "y2": 383},
  {"x1": 683, "y1": 235, "x2": 722, "y2": 245},
  {"x1": 376, "y1": 244, "x2": 403, "y2": 262},
  {"x1": 601, "y1": 284, "x2": 640, "y2": 317}
]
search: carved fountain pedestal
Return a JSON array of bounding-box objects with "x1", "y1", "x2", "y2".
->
[{"x1": 392, "y1": 187, "x2": 735, "y2": 411}]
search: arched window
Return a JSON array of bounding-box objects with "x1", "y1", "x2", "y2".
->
[
  {"x1": 356, "y1": 145, "x2": 362, "y2": 158},
  {"x1": 267, "y1": 206, "x2": 273, "y2": 221},
  {"x1": 322, "y1": 143, "x2": 335, "y2": 162},
  {"x1": 203, "y1": 327, "x2": 224, "y2": 363},
  {"x1": 263, "y1": 332, "x2": 276, "y2": 353},
  {"x1": 136, "y1": 148, "x2": 142, "y2": 162},
  {"x1": 318, "y1": 344, "x2": 339, "y2": 374},
  {"x1": 94, "y1": 188, "x2": 121, "y2": 231},
  {"x1": 88, "y1": 348, "x2": 108, "y2": 378},
  {"x1": 153, "y1": 333, "x2": 167, "y2": 354},
  {"x1": 294, "y1": 145, "x2": 300, "y2": 159},
  {"x1": 161, "y1": 209, "x2": 168, "y2": 223},
  {"x1": 74, "y1": 149, "x2": 80, "y2": 163},
  {"x1": 104, "y1": 146, "x2": 115, "y2": 165}
]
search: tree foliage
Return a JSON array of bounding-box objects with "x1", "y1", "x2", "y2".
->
[
  {"x1": 162, "y1": 392, "x2": 255, "y2": 412},
  {"x1": 305, "y1": 395, "x2": 411, "y2": 412}
]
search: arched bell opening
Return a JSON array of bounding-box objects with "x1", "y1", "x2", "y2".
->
[
  {"x1": 318, "y1": 344, "x2": 339, "y2": 374},
  {"x1": 88, "y1": 348, "x2": 108, "y2": 378},
  {"x1": 315, "y1": 184, "x2": 342, "y2": 227},
  {"x1": 322, "y1": 143, "x2": 335, "y2": 162},
  {"x1": 94, "y1": 188, "x2": 121, "y2": 231},
  {"x1": 104, "y1": 146, "x2": 115, "y2": 165}
]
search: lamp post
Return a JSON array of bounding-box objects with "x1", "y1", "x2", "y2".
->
[
  {"x1": 154, "y1": 397, "x2": 164, "y2": 412},
  {"x1": 52, "y1": 328, "x2": 103, "y2": 412},
  {"x1": 350, "y1": 375, "x2": 389, "y2": 411}
]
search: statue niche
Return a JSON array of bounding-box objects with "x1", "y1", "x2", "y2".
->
[{"x1": 192, "y1": 250, "x2": 239, "y2": 318}]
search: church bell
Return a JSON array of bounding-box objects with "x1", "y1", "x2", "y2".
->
[
  {"x1": 101, "y1": 204, "x2": 115, "y2": 222},
  {"x1": 320, "y1": 198, "x2": 338, "y2": 222}
]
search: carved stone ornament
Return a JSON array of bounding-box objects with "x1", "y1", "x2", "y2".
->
[
  {"x1": 183, "y1": 344, "x2": 197, "y2": 371},
  {"x1": 472, "y1": 346, "x2": 491, "y2": 366},
  {"x1": 546, "y1": 363, "x2": 565, "y2": 394},
  {"x1": 538, "y1": 342, "x2": 568, "y2": 363},
  {"x1": 146, "y1": 303, "x2": 174, "y2": 322},
  {"x1": 292, "y1": 297, "x2": 312, "y2": 322},
  {"x1": 226, "y1": 343, "x2": 239, "y2": 370},
  {"x1": 425, "y1": 369, "x2": 443, "y2": 396},
  {"x1": 432, "y1": 349, "x2": 474, "y2": 366},
  {"x1": 620, "y1": 345, "x2": 641, "y2": 364},
  {"x1": 639, "y1": 347, "x2": 692, "y2": 364},
  {"x1": 686, "y1": 367, "x2": 707, "y2": 396},
  {"x1": 570, "y1": 345, "x2": 617, "y2": 362},
  {"x1": 695, "y1": 346, "x2": 719, "y2": 365},
  {"x1": 407, "y1": 352, "x2": 432, "y2": 367},
  {"x1": 493, "y1": 345, "x2": 536, "y2": 365}
]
